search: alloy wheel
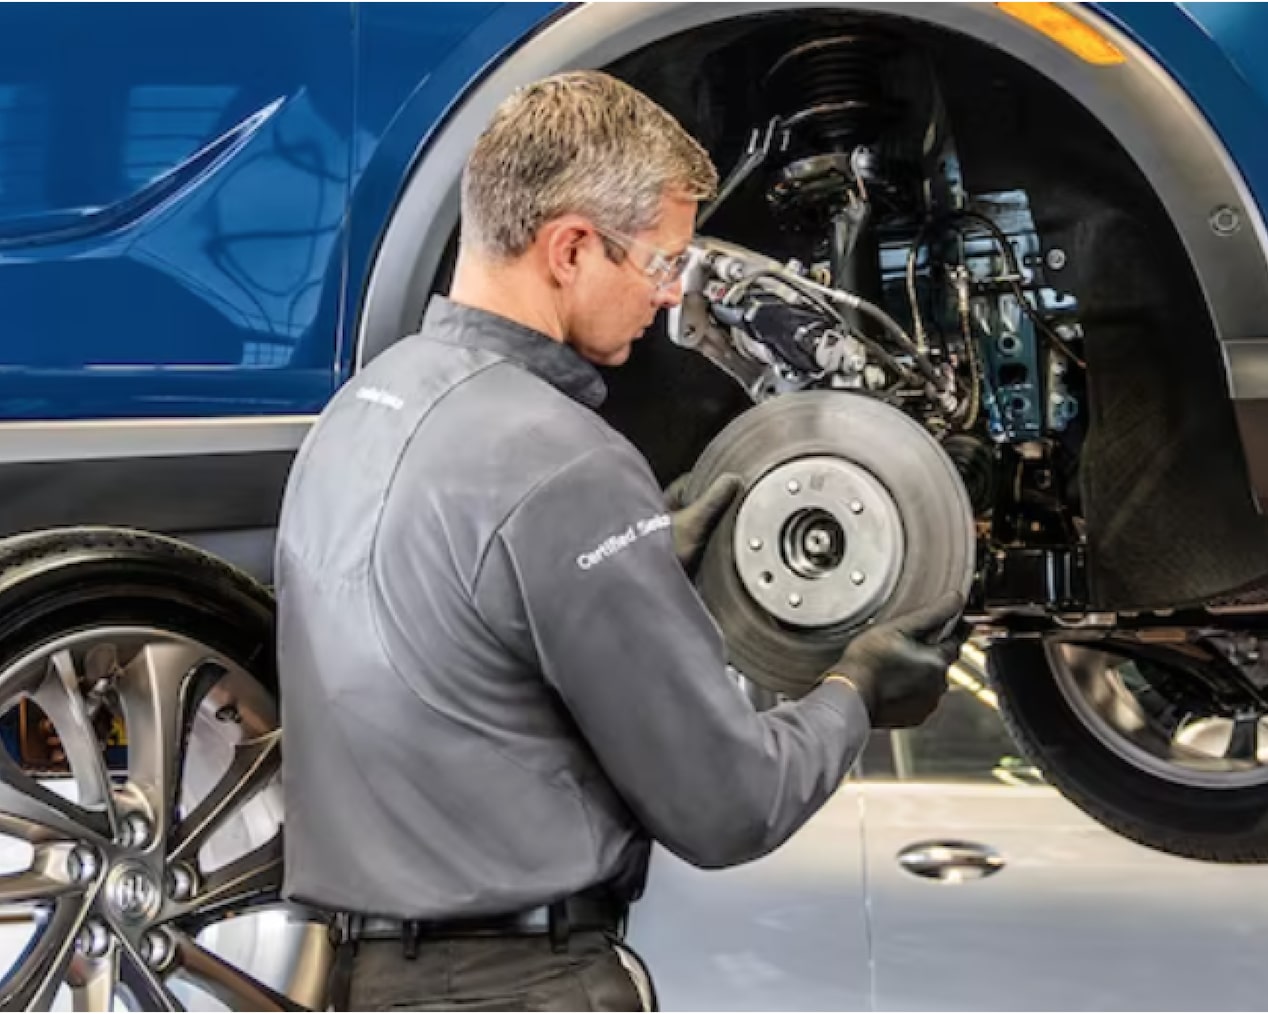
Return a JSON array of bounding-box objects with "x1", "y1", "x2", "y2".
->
[{"x1": 0, "y1": 627, "x2": 322, "y2": 1011}]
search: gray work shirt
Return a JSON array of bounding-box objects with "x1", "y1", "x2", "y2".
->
[{"x1": 275, "y1": 296, "x2": 870, "y2": 919}]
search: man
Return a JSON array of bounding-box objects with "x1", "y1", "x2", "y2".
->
[{"x1": 275, "y1": 70, "x2": 966, "y2": 1011}]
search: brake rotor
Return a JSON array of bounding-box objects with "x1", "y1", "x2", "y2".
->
[{"x1": 686, "y1": 391, "x2": 976, "y2": 698}]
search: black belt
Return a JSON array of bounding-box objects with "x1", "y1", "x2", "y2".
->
[
  {"x1": 326, "y1": 888, "x2": 629, "y2": 1009},
  {"x1": 331, "y1": 890, "x2": 626, "y2": 949}
]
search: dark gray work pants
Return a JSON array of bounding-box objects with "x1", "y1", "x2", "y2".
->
[{"x1": 346, "y1": 930, "x2": 651, "y2": 1011}]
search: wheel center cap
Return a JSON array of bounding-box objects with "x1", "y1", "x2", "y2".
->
[{"x1": 108, "y1": 864, "x2": 162, "y2": 923}]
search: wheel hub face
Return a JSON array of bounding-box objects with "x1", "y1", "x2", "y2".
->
[{"x1": 734, "y1": 457, "x2": 905, "y2": 628}]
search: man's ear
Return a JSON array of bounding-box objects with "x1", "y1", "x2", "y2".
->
[{"x1": 540, "y1": 216, "x2": 591, "y2": 288}]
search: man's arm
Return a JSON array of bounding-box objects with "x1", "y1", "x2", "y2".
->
[{"x1": 476, "y1": 440, "x2": 870, "y2": 869}]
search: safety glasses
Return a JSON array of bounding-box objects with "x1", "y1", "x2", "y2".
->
[{"x1": 592, "y1": 224, "x2": 692, "y2": 294}]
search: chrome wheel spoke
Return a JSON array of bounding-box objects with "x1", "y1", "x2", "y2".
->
[
  {"x1": 115, "y1": 641, "x2": 219, "y2": 840},
  {"x1": 68, "y1": 938, "x2": 119, "y2": 1013},
  {"x1": 0, "y1": 868, "x2": 77, "y2": 908},
  {"x1": 0, "y1": 625, "x2": 309, "y2": 1010},
  {"x1": 34, "y1": 651, "x2": 116, "y2": 828},
  {"x1": 0, "y1": 894, "x2": 92, "y2": 1011},
  {"x1": 169, "y1": 730, "x2": 281, "y2": 865},
  {"x1": 117, "y1": 942, "x2": 183, "y2": 1012},
  {"x1": 0, "y1": 754, "x2": 108, "y2": 846},
  {"x1": 170, "y1": 930, "x2": 306, "y2": 1012},
  {"x1": 168, "y1": 834, "x2": 282, "y2": 927}
]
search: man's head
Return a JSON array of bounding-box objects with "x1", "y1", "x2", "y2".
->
[{"x1": 456, "y1": 71, "x2": 718, "y2": 366}]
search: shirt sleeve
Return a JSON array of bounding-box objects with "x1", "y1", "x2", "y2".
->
[{"x1": 475, "y1": 439, "x2": 871, "y2": 869}]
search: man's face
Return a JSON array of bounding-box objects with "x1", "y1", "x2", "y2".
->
[{"x1": 565, "y1": 193, "x2": 697, "y2": 368}]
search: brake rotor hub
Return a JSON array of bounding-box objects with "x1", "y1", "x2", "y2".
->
[
  {"x1": 735, "y1": 457, "x2": 904, "y2": 628},
  {"x1": 686, "y1": 390, "x2": 975, "y2": 696}
]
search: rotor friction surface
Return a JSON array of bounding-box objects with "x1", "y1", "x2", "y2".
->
[{"x1": 686, "y1": 391, "x2": 975, "y2": 697}]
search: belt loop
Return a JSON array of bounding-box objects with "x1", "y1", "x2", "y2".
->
[
  {"x1": 327, "y1": 914, "x2": 360, "y2": 1012},
  {"x1": 548, "y1": 900, "x2": 570, "y2": 953},
  {"x1": 402, "y1": 920, "x2": 421, "y2": 960}
]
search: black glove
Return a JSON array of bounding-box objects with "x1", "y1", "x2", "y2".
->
[
  {"x1": 665, "y1": 473, "x2": 742, "y2": 571},
  {"x1": 826, "y1": 591, "x2": 968, "y2": 729}
]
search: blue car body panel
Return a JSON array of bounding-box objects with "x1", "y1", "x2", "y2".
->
[
  {"x1": 0, "y1": 2, "x2": 1264, "y2": 424},
  {"x1": 1104, "y1": 3, "x2": 1268, "y2": 232},
  {"x1": 0, "y1": 3, "x2": 354, "y2": 420}
]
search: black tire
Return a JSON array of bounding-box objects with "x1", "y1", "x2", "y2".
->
[
  {"x1": 0, "y1": 526, "x2": 275, "y2": 693},
  {"x1": 989, "y1": 637, "x2": 1268, "y2": 863}
]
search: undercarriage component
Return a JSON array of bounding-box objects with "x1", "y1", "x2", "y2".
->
[
  {"x1": 684, "y1": 391, "x2": 975, "y2": 697},
  {"x1": 984, "y1": 546, "x2": 1087, "y2": 613},
  {"x1": 762, "y1": 32, "x2": 899, "y2": 154}
]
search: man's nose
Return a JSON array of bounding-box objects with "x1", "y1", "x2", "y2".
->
[{"x1": 656, "y1": 277, "x2": 685, "y2": 310}]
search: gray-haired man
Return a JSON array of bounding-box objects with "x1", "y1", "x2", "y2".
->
[{"x1": 275, "y1": 70, "x2": 965, "y2": 1011}]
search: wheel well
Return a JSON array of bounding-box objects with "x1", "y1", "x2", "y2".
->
[{"x1": 356, "y1": 3, "x2": 1268, "y2": 610}]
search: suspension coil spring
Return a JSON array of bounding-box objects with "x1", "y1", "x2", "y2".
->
[{"x1": 764, "y1": 33, "x2": 899, "y2": 150}]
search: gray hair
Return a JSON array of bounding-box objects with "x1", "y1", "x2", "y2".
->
[{"x1": 461, "y1": 70, "x2": 718, "y2": 260}]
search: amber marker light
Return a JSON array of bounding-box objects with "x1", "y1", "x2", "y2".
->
[{"x1": 996, "y1": 2, "x2": 1127, "y2": 66}]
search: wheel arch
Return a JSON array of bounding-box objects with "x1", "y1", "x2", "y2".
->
[{"x1": 352, "y1": 1, "x2": 1268, "y2": 502}]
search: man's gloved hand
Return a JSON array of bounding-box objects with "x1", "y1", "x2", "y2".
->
[
  {"x1": 664, "y1": 473, "x2": 743, "y2": 571},
  {"x1": 826, "y1": 591, "x2": 969, "y2": 729}
]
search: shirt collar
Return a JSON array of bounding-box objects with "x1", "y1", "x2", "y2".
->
[{"x1": 420, "y1": 296, "x2": 607, "y2": 410}]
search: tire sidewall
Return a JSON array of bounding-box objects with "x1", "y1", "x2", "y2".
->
[
  {"x1": 0, "y1": 531, "x2": 276, "y2": 690},
  {"x1": 990, "y1": 637, "x2": 1268, "y2": 861}
]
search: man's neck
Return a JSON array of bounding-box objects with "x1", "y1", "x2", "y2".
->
[{"x1": 449, "y1": 253, "x2": 565, "y2": 343}]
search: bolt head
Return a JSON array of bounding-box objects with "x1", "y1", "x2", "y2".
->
[
  {"x1": 787, "y1": 480, "x2": 801, "y2": 495},
  {"x1": 166, "y1": 865, "x2": 197, "y2": 903},
  {"x1": 850, "y1": 571, "x2": 867, "y2": 586},
  {"x1": 1211, "y1": 204, "x2": 1242, "y2": 236},
  {"x1": 69, "y1": 846, "x2": 100, "y2": 884},
  {"x1": 748, "y1": 538, "x2": 764, "y2": 552},
  {"x1": 141, "y1": 930, "x2": 174, "y2": 970},
  {"x1": 76, "y1": 919, "x2": 111, "y2": 959},
  {"x1": 788, "y1": 593, "x2": 803, "y2": 608},
  {"x1": 849, "y1": 500, "x2": 864, "y2": 515},
  {"x1": 122, "y1": 813, "x2": 151, "y2": 850},
  {"x1": 1045, "y1": 248, "x2": 1067, "y2": 271}
]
